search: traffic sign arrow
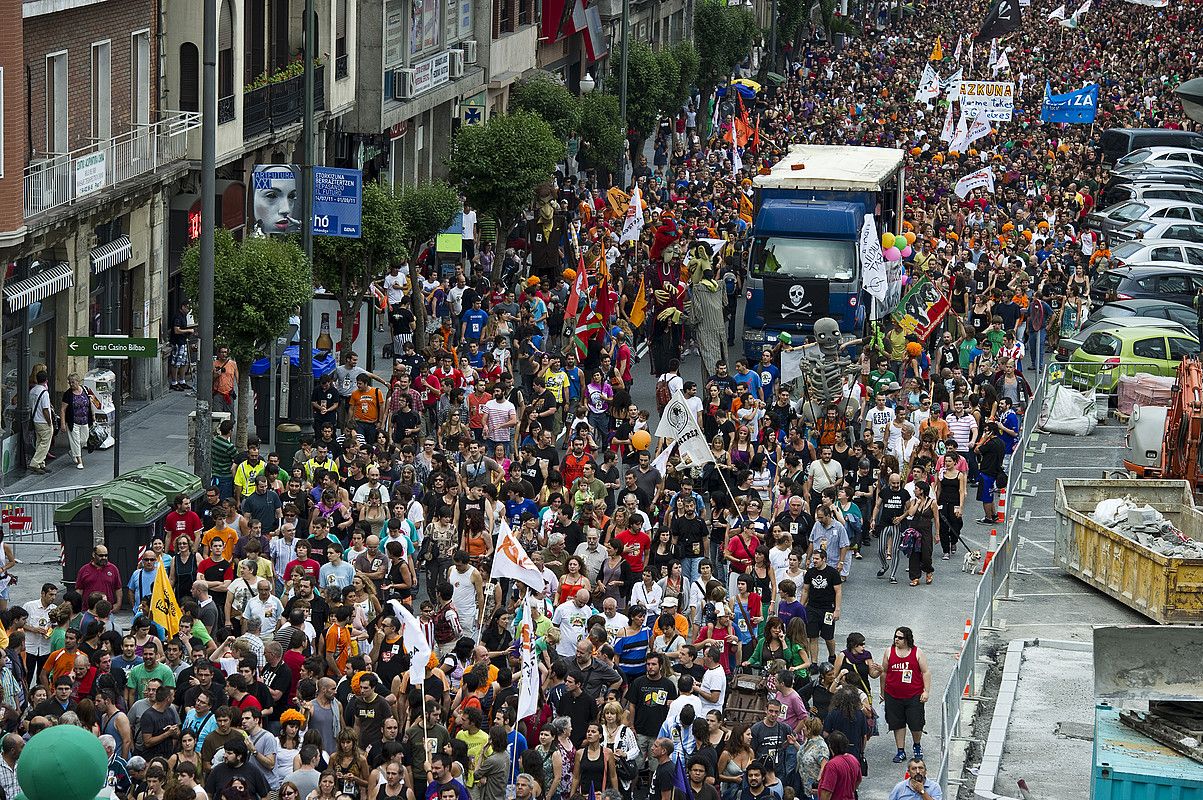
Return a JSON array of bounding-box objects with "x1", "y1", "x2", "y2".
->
[{"x1": 66, "y1": 336, "x2": 159, "y2": 359}]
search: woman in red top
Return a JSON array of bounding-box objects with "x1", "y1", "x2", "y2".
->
[
  {"x1": 880, "y1": 625, "x2": 932, "y2": 763},
  {"x1": 283, "y1": 539, "x2": 321, "y2": 585},
  {"x1": 557, "y1": 556, "x2": 592, "y2": 606},
  {"x1": 816, "y1": 731, "x2": 862, "y2": 800},
  {"x1": 724, "y1": 520, "x2": 760, "y2": 588}
]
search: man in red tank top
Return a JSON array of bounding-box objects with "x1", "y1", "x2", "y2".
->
[{"x1": 879, "y1": 626, "x2": 932, "y2": 763}]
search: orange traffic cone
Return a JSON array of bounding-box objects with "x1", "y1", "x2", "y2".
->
[
  {"x1": 995, "y1": 487, "x2": 1008, "y2": 524},
  {"x1": 954, "y1": 618, "x2": 972, "y2": 660},
  {"x1": 980, "y1": 528, "x2": 999, "y2": 573}
]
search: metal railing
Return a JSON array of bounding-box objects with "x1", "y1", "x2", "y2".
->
[
  {"x1": 23, "y1": 111, "x2": 202, "y2": 220},
  {"x1": 935, "y1": 363, "x2": 1045, "y2": 797},
  {"x1": 0, "y1": 484, "x2": 96, "y2": 557}
]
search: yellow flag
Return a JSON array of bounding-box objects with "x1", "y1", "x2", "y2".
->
[
  {"x1": 151, "y1": 561, "x2": 181, "y2": 637},
  {"x1": 630, "y1": 274, "x2": 647, "y2": 328},
  {"x1": 930, "y1": 36, "x2": 943, "y2": 61}
]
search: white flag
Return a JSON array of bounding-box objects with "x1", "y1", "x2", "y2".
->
[
  {"x1": 954, "y1": 167, "x2": 996, "y2": 199},
  {"x1": 988, "y1": 38, "x2": 999, "y2": 68},
  {"x1": 1047, "y1": 4, "x2": 1066, "y2": 19},
  {"x1": 490, "y1": 519, "x2": 546, "y2": 590},
  {"x1": 992, "y1": 50, "x2": 1010, "y2": 76},
  {"x1": 1121, "y1": 0, "x2": 1167, "y2": 6},
  {"x1": 650, "y1": 438, "x2": 675, "y2": 475},
  {"x1": 515, "y1": 594, "x2": 540, "y2": 721},
  {"x1": 860, "y1": 213, "x2": 888, "y2": 303},
  {"x1": 966, "y1": 112, "x2": 993, "y2": 148},
  {"x1": 941, "y1": 68, "x2": 963, "y2": 100},
  {"x1": 940, "y1": 103, "x2": 956, "y2": 142},
  {"x1": 1074, "y1": 0, "x2": 1091, "y2": 16},
  {"x1": 655, "y1": 391, "x2": 714, "y2": 467},
  {"x1": 620, "y1": 185, "x2": 644, "y2": 244},
  {"x1": 780, "y1": 348, "x2": 807, "y2": 385},
  {"x1": 948, "y1": 112, "x2": 970, "y2": 152},
  {"x1": 731, "y1": 143, "x2": 743, "y2": 177},
  {"x1": 952, "y1": 35, "x2": 963, "y2": 61},
  {"x1": 914, "y1": 64, "x2": 940, "y2": 102},
  {"x1": 394, "y1": 601, "x2": 432, "y2": 685}
]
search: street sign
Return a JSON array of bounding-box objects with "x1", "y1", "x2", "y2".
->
[
  {"x1": 312, "y1": 167, "x2": 362, "y2": 238},
  {"x1": 67, "y1": 336, "x2": 159, "y2": 359}
]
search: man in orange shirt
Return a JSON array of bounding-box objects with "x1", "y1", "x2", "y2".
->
[
  {"x1": 324, "y1": 605, "x2": 354, "y2": 676},
  {"x1": 41, "y1": 628, "x2": 82, "y2": 686},
  {"x1": 350, "y1": 374, "x2": 385, "y2": 444},
  {"x1": 200, "y1": 505, "x2": 239, "y2": 559}
]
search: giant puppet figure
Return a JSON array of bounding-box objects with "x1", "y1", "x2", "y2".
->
[
  {"x1": 647, "y1": 217, "x2": 687, "y2": 373},
  {"x1": 529, "y1": 183, "x2": 568, "y2": 282},
  {"x1": 685, "y1": 241, "x2": 728, "y2": 380}
]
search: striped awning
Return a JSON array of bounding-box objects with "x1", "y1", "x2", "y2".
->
[
  {"x1": 3, "y1": 261, "x2": 74, "y2": 313},
  {"x1": 90, "y1": 235, "x2": 132, "y2": 274}
]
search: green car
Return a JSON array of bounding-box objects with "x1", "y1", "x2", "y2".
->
[{"x1": 1066, "y1": 325, "x2": 1200, "y2": 391}]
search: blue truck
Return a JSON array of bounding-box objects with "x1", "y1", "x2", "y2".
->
[{"x1": 743, "y1": 144, "x2": 907, "y2": 359}]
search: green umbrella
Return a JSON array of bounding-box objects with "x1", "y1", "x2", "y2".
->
[{"x1": 765, "y1": 72, "x2": 788, "y2": 86}]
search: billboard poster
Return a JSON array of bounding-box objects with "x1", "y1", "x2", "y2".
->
[
  {"x1": 250, "y1": 164, "x2": 300, "y2": 235},
  {"x1": 890, "y1": 276, "x2": 951, "y2": 339},
  {"x1": 312, "y1": 167, "x2": 363, "y2": 238}
]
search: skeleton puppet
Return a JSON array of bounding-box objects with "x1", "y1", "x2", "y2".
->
[{"x1": 792, "y1": 317, "x2": 862, "y2": 425}]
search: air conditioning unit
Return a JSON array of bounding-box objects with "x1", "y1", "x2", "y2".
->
[
  {"x1": 449, "y1": 49, "x2": 465, "y2": 79},
  {"x1": 391, "y1": 68, "x2": 416, "y2": 100},
  {"x1": 462, "y1": 40, "x2": 478, "y2": 65}
]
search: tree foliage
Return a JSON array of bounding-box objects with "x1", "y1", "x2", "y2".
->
[
  {"x1": 397, "y1": 180, "x2": 460, "y2": 348},
  {"x1": 667, "y1": 41, "x2": 700, "y2": 114},
  {"x1": 576, "y1": 92, "x2": 625, "y2": 177},
  {"x1": 614, "y1": 42, "x2": 663, "y2": 141},
  {"x1": 448, "y1": 111, "x2": 565, "y2": 242},
  {"x1": 812, "y1": 0, "x2": 858, "y2": 40},
  {"x1": 694, "y1": 0, "x2": 759, "y2": 90},
  {"x1": 509, "y1": 73, "x2": 582, "y2": 143},
  {"x1": 313, "y1": 180, "x2": 408, "y2": 354},
  {"x1": 182, "y1": 229, "x2": 312, "y2": 446}
]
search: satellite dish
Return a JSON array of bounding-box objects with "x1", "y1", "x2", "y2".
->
[{"x1": 1174, "y1": 77, "x2": 1203, "y2": 124}]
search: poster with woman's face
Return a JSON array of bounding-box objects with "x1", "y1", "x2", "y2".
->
[{"x1": 251, "y1": 164, "x2": 301, "y2": 235}]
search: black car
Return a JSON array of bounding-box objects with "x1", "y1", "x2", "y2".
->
[
  {"x1": 1099, "y1": 128, "x2": 1203, "y2": 164},
  {"x1": 1086, "y1": 298, "x2": 1200, "y2": 329},
  {"x1": 1091, "y1": 264, "x2": 1203, "y2": 308}
]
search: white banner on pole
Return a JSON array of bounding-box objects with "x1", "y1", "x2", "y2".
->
[
  {"x1": 957, "y1": 80, "x2": 1015, "y2": 121},
  {"x1": 655, "y1": 391, "x2": 714, "y2": 466},
  {"x1": 954, "y1": 167, "x2": 996, "y2": 199},
  {"x1": 860, "y1": 214, "x2": 888, "y2": 303},
  {"x1": 515, "y1": 595, "x2": 540, "y2": 720},
  {"x1": 621, "y1": 185, "x2": 645, "y2": 243}
]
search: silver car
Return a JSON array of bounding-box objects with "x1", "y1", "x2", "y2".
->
[
  {"x1": 1107, "y1": 238, "x2": 1203, "y2": 268},
  {"x1": 1112, "y1": 219, "x2": 1203, "y2": 244}
]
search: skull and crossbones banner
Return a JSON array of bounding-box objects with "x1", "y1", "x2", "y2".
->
[{"x1": 763, "y1": 278, "x2": 829, "y2": 327}]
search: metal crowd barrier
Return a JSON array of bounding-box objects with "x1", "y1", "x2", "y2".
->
[{"x1": 0, "y1": 485, "x2": 95, "y2": 558}]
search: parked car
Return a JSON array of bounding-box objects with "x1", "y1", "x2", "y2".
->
[
  {"x1": 1085, "y1": 298, "x2": 1199, "y2": 329},
  {"x1": 1086, "y1": 199, "x2": 1203, "y2": 239},
  {"x1": 1066, "y1": 325, "x2": 1200, "y2": 391},
  {"x1": 1055, "y1": 316, "x2": 1193, "y2": 362},
  {"x1": 1105, "y1": 238, "x2": 1203, "y2": 268},
  {"x1": 1110, "y1": 162, "x2": 1203, "y2": 182},
  {"x1": 1098, "y1": 128, "x2": 1203, "y2": 164},
  {"x1": 1090, "y1": 263, "x2": 1203, "y2": 307},
  {"x1": 1112, "y1": 219, "x2": 1203, "y2": 244},
  {"x1": 1115, "y1": 146, "x2": 1203, "y2": 169},
  {"x1": 1098, "y1": 183, "x2": 1203, "y2": 209}
]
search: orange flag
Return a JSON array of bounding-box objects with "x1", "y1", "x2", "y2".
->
[
  {"x1": 629, "y1": 274, "x2": 647, "y2": 328},
  {"x1": 930, "y1": 36, "x2": 943, "y2": 61}
]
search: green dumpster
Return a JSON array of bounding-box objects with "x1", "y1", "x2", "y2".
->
[
  {"x1": 276, "y1": 423, "x2": 302, "y2": 467},
  {"x1": 118, "y1": 463, "x2": 204, "y2": 506},
  {"x1": 56, "y1": 481, "x2": 169, "y2": 587}
]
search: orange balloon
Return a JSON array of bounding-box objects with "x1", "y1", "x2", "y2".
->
[
  {"x1": 904, "y1": 232, "x2": 917, "y2": 246},
  {"x1": 631, "y1": 430, "x2": 651, "y2": 451}
]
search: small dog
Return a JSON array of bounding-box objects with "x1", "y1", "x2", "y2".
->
[{"x1": 962, "y1": 549, "x2": 983, "y2": 573}]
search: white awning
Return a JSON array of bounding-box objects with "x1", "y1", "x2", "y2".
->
[
  {"x1": 90, "y1": 235, "x2": 132, "y2": 274},
  {"x1": 3, "y1": 262, "x2": 74, "y2": 313}
]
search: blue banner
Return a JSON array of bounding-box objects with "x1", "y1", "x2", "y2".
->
[
  {"x1": 1041, "y1": 82, "x2": 1099, "y2": 124},
  {"x1": 312, "y1": 167, "x2": 362, "y2": 238}
]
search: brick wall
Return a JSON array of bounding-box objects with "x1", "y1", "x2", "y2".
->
[
  {"x1": 0, "y1": 0, "x2": 26, "y2": 236},
  {"x1": 24, "y1": 0, "x2": 158, "y2": 157}
]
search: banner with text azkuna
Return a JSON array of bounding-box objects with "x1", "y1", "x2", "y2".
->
[{"x1": 958, "y1": 80, "x2": 1015, "y2": 121}]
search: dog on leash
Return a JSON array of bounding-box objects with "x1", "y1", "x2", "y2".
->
[{"x1": 962, "y1": 549, "x2": 983, "y2": 572}]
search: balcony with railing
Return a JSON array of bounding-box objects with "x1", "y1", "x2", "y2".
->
[
  {"x1": 244, "y1": 64, "x2": 326, "y2": 139},
  {"x1": 22, "y1": 111, "x2": 203, "y2": 221}
]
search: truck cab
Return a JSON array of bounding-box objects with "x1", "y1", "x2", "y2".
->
[{"x1": 743, "y1": 145, "x2": 906, "y2": 359}]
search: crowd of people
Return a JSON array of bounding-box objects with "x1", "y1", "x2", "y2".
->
[{"x1": 1, "y1": 2, "x2": 1201, "y2": 800}]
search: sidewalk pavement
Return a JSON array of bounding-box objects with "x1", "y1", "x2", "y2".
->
[{"x1": 2, "y1": 390, "x2": 195, "y2": 495}]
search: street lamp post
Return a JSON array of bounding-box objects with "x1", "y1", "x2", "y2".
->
[
  {"x1": 296, "y1": 0, "x2": 316, "y2": 432},
  {"x1": 618, "y1": 0, "x2": 630, "y2": 188},
  {"x1": 195, "y1": 0, "x2": 217, "y2": 481}
]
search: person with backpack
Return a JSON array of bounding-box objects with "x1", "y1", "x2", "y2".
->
[
  {"x1": 655, "y1": 358, "x2": 684, "y2": 412},
  {"x1": 350, "y1": 374, "x2": 386, "y2": 444},
  {"x1": 28, "y1": 370, "x2": 55, "y2": 474}
]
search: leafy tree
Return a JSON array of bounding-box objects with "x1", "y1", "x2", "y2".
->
[
  {"x1": 613, "y1": 42, "x2": 663, "y2": 144},
  {"x1": 811, "y1": 0, "x2": 858, "y2": 41},
  {"x1": 509, "y1": 73, "x2": 582, "y2": 143},
  {"x1": 656, "y1": 49, "x2": 682, "y2": 119},
  {"x1": 775, "y1": 0, "x2": 809, "y2": 61},
  {"x1": 667, "y1": 41, "x2": 700, "y2": 114},
  {"x1": 577, "y1": 92, "x2": 625, "y2": 179},
  {"x1": 182, "y1": 230, "x2": 312, "y2": 447},
  {"x1": 312, "y1": 180, "x2": 408, "y2": 356},
  {"x1": 694, "y1": 0, "x2": 759, "y2": 134},
  {"x1": 396, "y1": 180, "x2": 460, "y2": 349},
  {"x1": 448, "y1": 111, "x2": 565, "y2": 250}
]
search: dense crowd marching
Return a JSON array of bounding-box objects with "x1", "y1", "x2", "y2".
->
[{"x1": 1, "y1": 2, "x2": 1200, "y2": 800}]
